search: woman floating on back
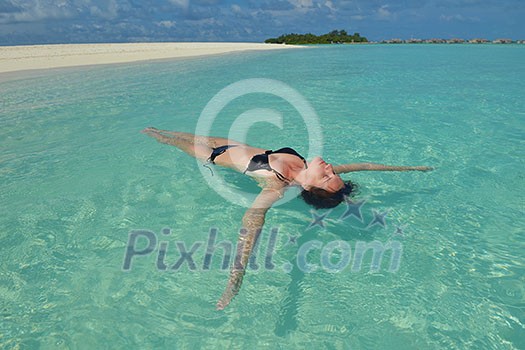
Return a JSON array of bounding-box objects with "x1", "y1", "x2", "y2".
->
[{"x1": 142, "y1": 127, "x2": 433, "y2": 309}]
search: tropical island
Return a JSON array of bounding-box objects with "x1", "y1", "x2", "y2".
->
[{"x1": 265, "y1": 30, "x2": 368, "y2": 45}]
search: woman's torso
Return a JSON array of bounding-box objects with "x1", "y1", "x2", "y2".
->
[{"x1": 211, "y1": 145, "x2": 305, "y2": 183}]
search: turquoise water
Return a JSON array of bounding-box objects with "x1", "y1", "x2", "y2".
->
[{"x1": 1, "y1": 45, "x2": 524, "y2": 349}]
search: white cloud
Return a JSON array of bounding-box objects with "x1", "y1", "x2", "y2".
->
[
  {"x1": 377, "y1": 4, "x2": 397, "y2": 20},
  {"x1": 169, "y1": 0, "x2": 190, "y2": 10},
  {"x1": 156, "y1": 20, "x2": 176, "y2": 28},
  {"x1": 90, "y1": 0, "x2": 119, "y2": 20},
  {"x1": 288, "y1": 0, "x2": 313, "y2": 9},
  {"x1": 185, "y1": 17, "x2": 219, "y2": 25},
  {"x1": 440, "y1": 13, "x2": 480, "y2": 22},
  {"x1": 324, "y1": 0, "x2": 335, "y2": 12},
  {"x1": 0, "y1": 0, "x2": 75, "y2": 24},
  {"x1": 286, "y1": 0, "x2": 316, "y2": 15},
  {"x1": 441, "y1": 13, "x2": 462, "y2": 21},
  {"x1": 231, "y1": 4, "x2": 242, "y2": 13},
  {"x1": 378, "y1": 5, "x2": 391, "y2": 18}
]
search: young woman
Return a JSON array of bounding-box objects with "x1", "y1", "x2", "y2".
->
[{"x1": 142, "y1": 127, "x2": 433, "y2": 310}]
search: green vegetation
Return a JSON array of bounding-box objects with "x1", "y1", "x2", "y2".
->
[{"x1": 265, "y1": 30, "x2": 368, "y2": 44}]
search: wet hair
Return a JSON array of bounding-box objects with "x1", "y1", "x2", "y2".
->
[{"x1": 300, "y1": 180, "x2": 358, "y2": 209}]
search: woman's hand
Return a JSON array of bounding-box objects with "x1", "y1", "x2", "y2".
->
[{"x1": 411, "y1": 166, "x2": 434, "y2": 172}]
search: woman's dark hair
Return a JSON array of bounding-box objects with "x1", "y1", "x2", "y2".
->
[{"x1": 300, "y1": 180, "x2": 358, "y2": 209}]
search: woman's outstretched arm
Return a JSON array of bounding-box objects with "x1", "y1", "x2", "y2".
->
[
  {"x1": 333, "y1": 163, "x2": 433, "y2": 174},
  {"x1": 216, "y1": 187, "x2": 284, "y2": 310}
]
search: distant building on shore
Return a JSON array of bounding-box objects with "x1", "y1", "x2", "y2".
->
[
  {"x1": 447, "y1": 38, "x2": 465, "y2": 44},
  {"x1": 382, "y1": 38, "x2": 403, "y2": 44},
  {"x1": 377, "y1": 37, "x2": 521, "y2": 45},
  {"x1": 425, "y1": 38, "x2": 446, "y2": 44},
  {"x1": 493, "y1": 38, "x2": 513, "y2": 44},
  {"x1": 469, "y1": 38, "x2": 489, "y2": 44}
]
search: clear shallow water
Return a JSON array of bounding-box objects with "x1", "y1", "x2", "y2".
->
[{"x1": 1, "y1": 45, "x2": 524, "y2": 349}]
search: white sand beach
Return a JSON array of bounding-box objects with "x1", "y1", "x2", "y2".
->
[{"x1": 0, "y1": 42, "x2": 297, "y2": 74}]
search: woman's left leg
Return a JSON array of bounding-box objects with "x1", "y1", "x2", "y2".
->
[
  {"x1": 141, "y1": 127, "x2": 248, "y2": 161},
  {"x1": 151, "y1": 129, "x2": 248, "y2": 149}
]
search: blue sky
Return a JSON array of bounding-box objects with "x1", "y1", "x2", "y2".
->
[{"x1": 0, "y1": 0, "x2": 523, "y2": 45}]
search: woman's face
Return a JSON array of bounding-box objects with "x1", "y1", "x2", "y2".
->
[{"x1": 304, "y1": 157, "x2": 344, "y2": 192}]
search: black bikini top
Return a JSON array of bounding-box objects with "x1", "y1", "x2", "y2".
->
[{"x1": 244, "y1": 147, "x2": 307, "y2": 183}]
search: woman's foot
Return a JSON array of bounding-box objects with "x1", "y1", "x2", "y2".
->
[{"x1": 141, "y1": 127, "x2": 159, "y2": 136}]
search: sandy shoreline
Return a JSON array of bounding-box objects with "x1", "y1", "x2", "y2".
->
[{"x1": 0, "y1": 42, "x2": 298, "y2": 75}]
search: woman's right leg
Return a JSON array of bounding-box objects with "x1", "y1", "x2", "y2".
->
[{"x1": 141, "y1": 127, "x2": 210, "y2": 161}]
